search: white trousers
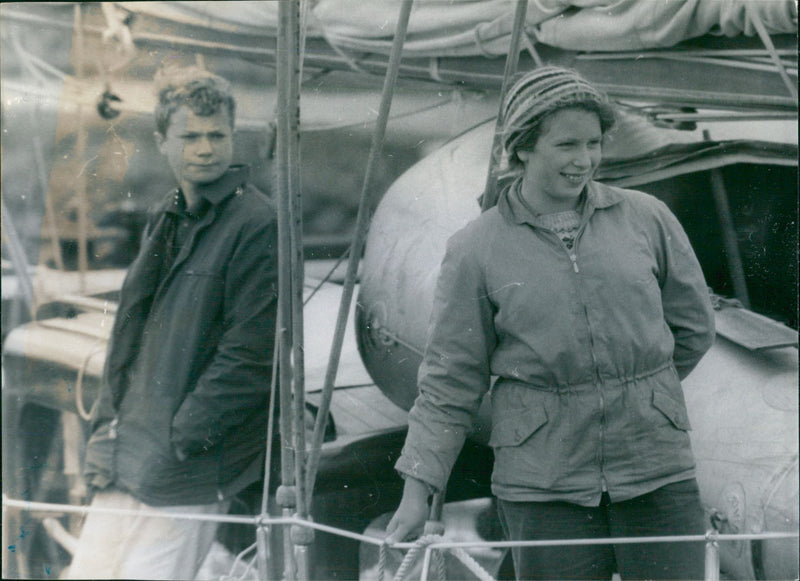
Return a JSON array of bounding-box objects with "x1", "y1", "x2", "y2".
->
[{"x1": 66, "y1": 488, "x2": 229, "y2": 580}]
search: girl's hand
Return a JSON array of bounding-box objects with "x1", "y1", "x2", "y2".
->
[{"x1": 385, "y1": 476, "x2": 431, "y2": 544}]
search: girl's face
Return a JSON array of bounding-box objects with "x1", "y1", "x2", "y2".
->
[{"x1": 517, "y1": 108, "x2": 602, "y2": 214}]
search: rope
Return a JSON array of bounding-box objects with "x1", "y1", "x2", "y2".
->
[
  {"x1": 5, "y1": 494, "x2": 800, "y2": 581},
  {"x1": 0, "y1": 198, "x2": 36, "y2": 317},
  {"x1": 378, "y1": 541, "x2": 388, "y2": 581},
  {"x1": 433, "y1": 549, "x2": 446, "y2": 581},
  {"x1": 522, "y1": 34, "x2": 543, "y2": 68},
  {"x1": 74, "y1": 340, "x2": 105, "y2": 421},
  {"x1": 428, "y1": 57, "x2": 443, "y2": 83},
  {"x1": 393, "y1": 534, "x2": 443, "y2": 581},
  {"x1": 449, "y1": 547, "x2": 496, "y2": 581},
  {"x1": 322, "y1": 36, "x2": 373, "y2": 75},
  {"x1": 303, "y1": 247, "x2": 350, "y2": 305},
  {"x1": 226, "y1": 541, "x2": 257, "y2": 581},
  {"x1": 9, "y1": 494, "x2": 800, "y2": 544},
  {"x1": 472, "y1": 22, "x2": 502, "y2": 59}
]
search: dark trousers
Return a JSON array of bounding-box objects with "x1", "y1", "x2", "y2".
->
[{"x1": 497, "y1": 479, "x2": 706, "y2": 581}]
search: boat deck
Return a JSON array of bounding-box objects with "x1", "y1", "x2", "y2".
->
[{"x1": 306, "y1": 384, "x2": 408, "y2": 437}]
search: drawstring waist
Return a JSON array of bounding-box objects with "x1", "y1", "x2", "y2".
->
[{"x1": 497, "y1": 361, "x2": 675, "y2": 394}]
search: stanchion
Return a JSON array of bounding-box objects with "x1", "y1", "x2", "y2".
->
[
  {"x1": 704, "y1": 529, "x2": 720, "y2": 581},
  {"x1": 276, "y1": 485, "x2": 298, "y2": 580},
  {"x1": 291, "y1": 521, "x2": 315, "y2": 581}
]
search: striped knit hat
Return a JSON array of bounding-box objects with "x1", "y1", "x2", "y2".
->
[{"x1": 501, "y1": 66, "x2": 613, "y2": 164}]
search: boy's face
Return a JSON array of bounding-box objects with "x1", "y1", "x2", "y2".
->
[{"x1": 157, "y1": 105, "x2": 233, "y2": 190}]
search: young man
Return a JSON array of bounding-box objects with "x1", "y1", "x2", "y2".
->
[{"x1": 67, "y1": 66, "x2": 278, "y2": 579}]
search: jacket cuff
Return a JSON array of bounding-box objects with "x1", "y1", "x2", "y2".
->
[{"x1": 395, "y1": 453, "x2": 445, "y2": 493}]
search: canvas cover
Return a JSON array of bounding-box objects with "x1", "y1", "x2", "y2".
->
[{"x1": 118, "y1": 0, "x2": 797, "y2": 56}]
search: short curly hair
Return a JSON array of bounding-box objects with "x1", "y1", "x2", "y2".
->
[{"x1": 154, "y1": 65, "x2": 236, "y2": 136}]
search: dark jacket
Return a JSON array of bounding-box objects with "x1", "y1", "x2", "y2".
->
[
  {"x1": 84, "y1": 166, "x2": 278, "y2": 506},
  {"x1": 396, "y1": 180, "x2": 715, "y2": 507}
]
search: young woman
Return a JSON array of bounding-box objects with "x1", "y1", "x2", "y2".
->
[{"x1": 385, "y1": 66, "x2": 715, "y2": 580}]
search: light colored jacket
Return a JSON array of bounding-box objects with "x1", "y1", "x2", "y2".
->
[{"x1": 396, "y1": 180, "x2": 715, "y2": 507}]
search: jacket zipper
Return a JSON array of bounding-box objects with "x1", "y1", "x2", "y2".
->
[
  {"x1": 552, "y1": 227, "x2": 608, "y2": 494},
  {"x1": 569, "y1": 252, "x2": 579, "y2": 273}
]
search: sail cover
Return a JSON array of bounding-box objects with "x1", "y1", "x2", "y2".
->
[{"x1": 117, "y1": 0, "x2": 796, "y2": 56}]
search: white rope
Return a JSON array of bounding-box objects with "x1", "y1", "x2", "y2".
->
[
  {"x1": 393, "y1": 534, "x2": 443, "y2": 581},
  {"x1": 7, "y1": 495, "x2": 798, "y2": 547},
  {"x1": 226, "y1": 541, "x2": 257, "y2": 580},
  {"x1": 449, "y1": 546, "x2": 496, "y2": 581},
  {"x1": 377, "y1": 541, "x2": 389, "y2": 581},
  {"x1": 522, "y1": 34, "x2": 543, "y2": 68},
  {"x1": 6, "y1": 494, "x2": 799, "y2": 581},
  {"x1": 321, "y1": 35, "x2": 372, "y2": 75},
  {"x1": 74, "y1": 340, "x2": 105, "y2": 421},
  {"x1": 398, "y1": 535, "x2": 498, "y2": 581}
]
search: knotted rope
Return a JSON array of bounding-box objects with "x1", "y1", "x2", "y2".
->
[
  {"x1": 377, "y1": 534, "x2": 497, "y2": 581},
  {"x1": 391, "y1": 534, "x2": 447, "y2": 581}
]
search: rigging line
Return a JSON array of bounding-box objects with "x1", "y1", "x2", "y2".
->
[
  {"x1": 306, "y1": 94, "x2": 466, "y2": 133},
  {"x1": 304, "y1": 0, "x2": 415, "y2": 512},
  {"x1": 237, "y1": 553, "x2": 259, "y2": 581},
  {"x1": 3, "y1": 495, "x2": 798, "y2": 549},
  {"x1": 72, "y1": 4, "x2": 90, "y2": 292},
  {"x1": 403, "y1": 531, "x2": 800, "y2": 550},
  {"x1": 7, "y1": 34, "x2": 67, "y2": 82},
  {"x1": 298, "y1": 0, "x2": 312, "y2": 81},
  {"x1": 652, "y1": 111, "x2": 796, "y2": 122},
  {"x1": 320, "y1": 36, "x2": 374, "y2": 75},
  {"x1": 576, "y1": 48, "x2": 797, "y2": 60},
  {"x1": 226, "y1": 542, "x2": 257, "y2": 580},
  {"x1": 746, "y1": 0, "x2": 798, "y2": 101},
  {"x1": 522, "y1": 34, "x2": 544, "y2": 68},
  {"x1": 74, "y1": 340, "x2": 105, "y2": 421},
  {"x1": 480, "y1": 0, "x2": 530, "y2": 212},
  {"x1": 744, "y1": 56, "x2": 797, "y2": 70},
  {"x1": 647, "y1": 53, "x2": 798, "y2": 75},
  {"x1": 8, "y1": 31, "x2": 52, "y2": 86},
  {"x1": 303, "y1": 247, "x2": 351, "y2": 306},
  {"x1": 260, "y1": 320, "x2": 281, "y2": 517},
  {"x1": 256, "y1": 318, "x2": 281, "y2": 580},
  {"x1": 0, "y1": 201, "x2": 36, "y2": 316},
  {"x1": 8, "y1": 30, "x2": 66, "y2": 270}
]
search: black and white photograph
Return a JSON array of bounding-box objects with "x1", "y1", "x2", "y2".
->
[{"x1": 1, "y1": 2, "x2": 797, "y2": 580}]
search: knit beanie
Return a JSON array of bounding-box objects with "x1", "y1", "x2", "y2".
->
[{"x1": 501, "y1": 66, "x2": 612, "y2": 163}]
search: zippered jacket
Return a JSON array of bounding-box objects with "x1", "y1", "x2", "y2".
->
[
  {"x1": 396, "y1": 180, "x2": 715, "y2": 506},
  {"x1": 84, "y1": 167, "x2": 278, "y2": 506}
]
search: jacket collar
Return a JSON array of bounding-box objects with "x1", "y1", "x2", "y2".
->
[
  {"x1": 161, "y1": 164, "x2": 250, "y2": 214},
  {"x1": 497, "y1": 176, "x2": 624, "y2": 226}
]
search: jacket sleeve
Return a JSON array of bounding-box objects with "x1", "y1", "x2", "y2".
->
[
  {"x1": 653, "y1": 202, "x2": 715, "y2": 379},
  {"x1": 170, "y1": 215, "x2": 278, "y2": 459},
  {"x1": 395, "y1": 225, "x2": 497, "y2": 491}
]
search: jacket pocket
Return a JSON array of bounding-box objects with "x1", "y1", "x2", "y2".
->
[
  {"x1": 489, "y1": 406, "x2": 548, "y2": 447},
  {"x1": 652, "y1": 390, "x2": 691, "y2": 431},
  {"x1": 489, "y1": 402, "x2": 566, "y2": 490}
]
